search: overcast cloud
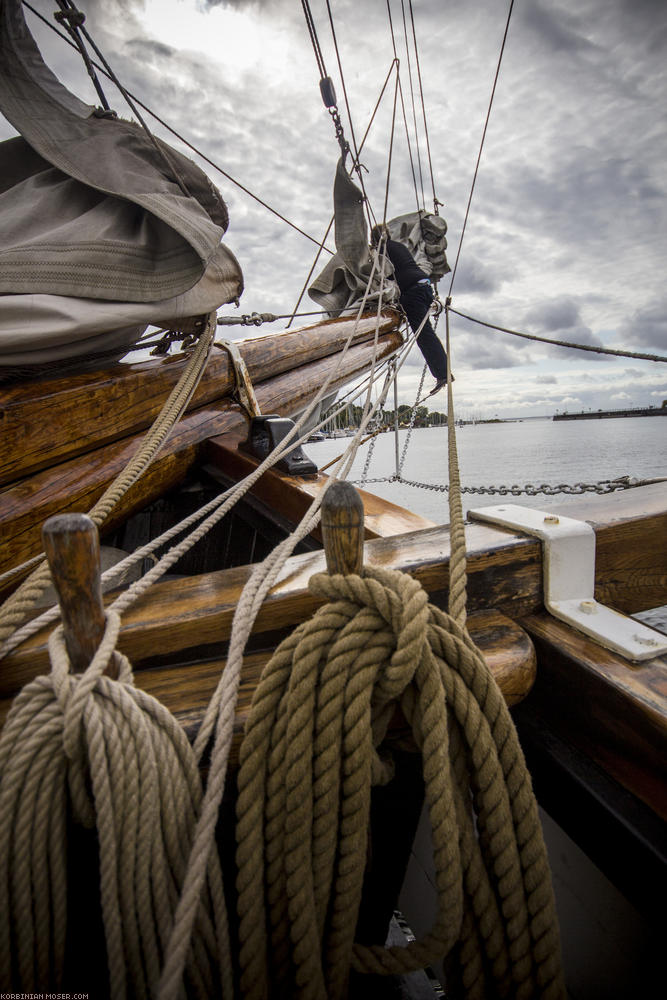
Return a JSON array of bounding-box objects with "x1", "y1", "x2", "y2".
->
[{"x1": 2, "y1": 0, "x2": 666, "y2": 415}]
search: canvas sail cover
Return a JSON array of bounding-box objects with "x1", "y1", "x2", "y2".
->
[
  {"x1": 308, "y1": 158, "x2": 449, "y2": 316},
  {"x1": 382, "y1": 210, "x2": 450, "y2": 281},
  {"x1": 0, "y1": 0, "x2": 243, "y2": 366}
]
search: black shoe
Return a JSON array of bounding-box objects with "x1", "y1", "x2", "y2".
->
[{"x1": 430, "y1": 375, "x2": 453, "y2": 396}]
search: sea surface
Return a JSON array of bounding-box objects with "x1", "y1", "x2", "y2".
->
[
  {"x1": 306, "y1": 414, "x2": 667, "y2": 629},
  {"x1": 305, "y1": 414, "x2": 667, "y2": 523}
]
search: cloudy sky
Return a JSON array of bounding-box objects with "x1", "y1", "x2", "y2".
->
[{"x1": 3, "y1": 0, "x2": 666, "y2": 416}]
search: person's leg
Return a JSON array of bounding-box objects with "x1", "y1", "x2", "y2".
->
[{"x1": 400, "y1": 284, "x2": 448, "y2": 381}]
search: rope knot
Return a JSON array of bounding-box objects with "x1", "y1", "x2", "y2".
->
[
  {"x1": 237, "y1": 564, "x2": 565, "y2": 998},
  {"x1": 308, "y1": 565, "x2": 430, "y2": 706}
]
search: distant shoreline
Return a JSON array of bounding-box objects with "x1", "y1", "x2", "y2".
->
[{"x1": 553, "y1": 406, "x2": 666, "y2": 421}]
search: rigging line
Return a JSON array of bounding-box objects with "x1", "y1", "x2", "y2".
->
[
  {"x1": 449, "y1": 308, "x2": 667, "y2": 364},
  {"x1": 21, "y1": 1, "x2": 334, "y2": 256},
  {"x1": 383, "y1": 69, "x2": 401, "y2": 224},
  {"x1": 447, "y1": 0, "x2": 515, "y2": 297},
  {"x1": 286, "y1": 215, "x2": 335, "y2": 329},
  {"x1": 408, "y1": 0, "x2": 440, "y2": 212},
  {"x1": 400, "y1": 0, "x2": 426, "y2": 211},
  {"x1": 324, "y1": 0, "x2": 368, "y2": 205},
  {"x1": 300, "y1": 0, "x2": 327, "y2": 78},
  {"x1": 53, "y1": 0, "x2": 110, "y2": 110},
  {"x1": 286, "y1": 60, "x2": 400, "y2": 327},
  {"x1": 385, "y1": 1, "x2": 422, "y2": 214},
  {"x1": 54, "y1": 0, "x2": 191, "y2": 198},
  {"x1": 4, "y1": 266, "x2": 395, "y2": 659}
]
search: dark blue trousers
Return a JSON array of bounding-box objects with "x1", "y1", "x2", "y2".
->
[{"x1": 400, "y1": 282, "x2": 448, "y2": 381}]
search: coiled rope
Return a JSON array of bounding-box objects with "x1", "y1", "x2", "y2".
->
[
  {"x1": 233, "y1": 314, "x2": 564, "y2": 998},
  {"x1": 0, "y1": 609, "x2": 232, "y2": 998},
  {"x1": 235, "y1": 565, "x2": 564, "y2": 1000}
]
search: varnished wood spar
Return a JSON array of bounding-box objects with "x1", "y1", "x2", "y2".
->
[
  {"x1": 1, "y1": 518, "x2": 541, "y2": 696},
  {"x1": 2, "y1": 485, "x2": 665, "y2": 692},
  {"x1": 0, "y1": 330, "x2": 403, "y2": 581},
  {"x1": 0, "y1": 609, "x2": 536, "y2": 753},
  {"x1": 42, "y1": 513, "x2": 111, "y2": 675},
  {"x1": 0, "y1": 311, "x2": 401, "y2": 487},
  {"x1": 2, "y1": 484, "x2": 664, "y2": 691},
  {"x1": 321, "y1": 481, "x2": 365, "y2": 575}
]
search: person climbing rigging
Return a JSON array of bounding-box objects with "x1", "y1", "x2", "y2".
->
[{"x1": 371, "y1": 223, "x2": 451, "y2": 397}]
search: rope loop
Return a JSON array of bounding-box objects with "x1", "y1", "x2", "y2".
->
[
  {"x1": 309, "y1": 567, "x2": 430, "y2": 704},
  {"x1": 0, "y1": 612, "x2": 232, "y2": 998},
  {"x1": 47, "y1": 611, "x2": 130, "y2": 825},
  {"x1": 236, "y1": 564, "x2": 565, "y2": 999}
]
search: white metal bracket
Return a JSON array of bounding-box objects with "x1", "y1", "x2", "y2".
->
[{"x1": 468, "y1": 503, "x2": 667, "y2": 662}]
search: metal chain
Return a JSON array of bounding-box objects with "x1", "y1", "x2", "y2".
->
[
  {"x1": 360, "y1": 368, "x2": 394, "y2": 483},
  {"x1": 329, "y1": 106, "x2": 351, "y2": 159},
  {"x1": 348, "y1": 475, "x2": 662, "y2": 497},
  {"x1": 397, "y1": 363, "x2": 428, "y2": 476}
]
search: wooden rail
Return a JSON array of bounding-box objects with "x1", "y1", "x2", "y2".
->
[
  {"x1": 2, "y1": 484, "x2": 664, "y2": 702},
  {"x1": 0, "y1": 330, "x2": 403, "y2": 580},
  {"x1": 0, "y1": 311, "x2": 401, "y2": 486}
]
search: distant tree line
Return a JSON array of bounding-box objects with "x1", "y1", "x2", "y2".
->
[{"x1": 322, "y1": 402, "x2": 448, "y2": 430}]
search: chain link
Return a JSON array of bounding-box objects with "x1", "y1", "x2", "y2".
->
[
  {"x1": 397, "y1": 364, "x2": 428, "y2": 477},
  {"x1": 349, "y1": 474, "x2": 659, "y2": 497},
  {"x1": 329, "y1": 107, "x2": 351, "y2": 159}
]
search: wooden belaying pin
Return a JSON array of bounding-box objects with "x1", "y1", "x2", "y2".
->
[
  {"x1": 42, "y1": 512, "x2": 111, "y2": 674},
  {"x1": 320, "y1": 480, "x2": 365, "y2": 576}
]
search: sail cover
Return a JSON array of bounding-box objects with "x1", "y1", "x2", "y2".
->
[
  {"x1": 0, "y1": 0, "x2": 243, "y2": 366},
  {"x1": 308, "y1": 158, "x2": 449, "y2": 316}
]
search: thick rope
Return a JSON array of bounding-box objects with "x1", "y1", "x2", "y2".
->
[
  {"x1": 235, "y1": 566, "x2": 564, "y2": 1000},
  {"x1": 0, "y1": 610, "x2": 232, "y2": 998},
  {"x1": 0, "y1": 313, "x2": 216, "y2": 645},
  {"x1": 1, "y1": 298, "x2": 408, "y2": 662},
  {"x1": 444, "y1": 306, "x2": 467, "y2": 625},
  {"x1": 155, "y1": 246, "x2": 396, "y2": 1000}
]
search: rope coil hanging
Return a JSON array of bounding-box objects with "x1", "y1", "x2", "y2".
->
[
  {"x1": 235, "y1": 564, "x2": 564, "y2": 1000},
  {"x1": 0, "y1": 607, "x2": 232, "y2": 998}
]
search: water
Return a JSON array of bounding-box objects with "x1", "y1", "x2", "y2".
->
[{"x1": 305, "y1": 416, "x2": 667, "y2": 524}]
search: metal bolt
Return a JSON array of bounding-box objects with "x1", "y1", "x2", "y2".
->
[
  {"x1": 544, "y1": 515, "x2": 560, "y2": 524},
  {"x1": 579, "y1": 600, "x2": 597, "y2": 614},
  {"x1": 634, "y1": 635, "x2": 658, "y2": 647}
]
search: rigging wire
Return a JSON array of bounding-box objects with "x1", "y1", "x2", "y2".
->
[
  {"x1": 300, "y1": 0, "x2": 327, "y2": 79},
  {"x1": 399, "y1": 0, "x2": 426, "y2": 211},
  {"x1": 51, "y1": 0, "x2": 192, "y2": 198},
  {"x1": 21, "y1": 1, "x2": 334, "y2": 255},
  {"x1": 383, "y1": 70, "x2": 401, "y2": 224},
  {"x1": 286, "y1": 59, "x2": 401, "y2": 327},
  {"x1": 53, "y1": 0, "x2": 110, "y2": 110},
  {"x1": 300, "y1": 0, "x2": 351, "y2": 161},
  {"x1": 447, "y1": 0, "x2": 515, "y2": 296},
  {"x1": 324, "y1": 0, "x2": 373, "y2": 217},
  {"x1": 408, "y1": 0, "x2": 441, "y2": 214},
  {"x1": 385, "y1": 0, "x2": 422, "y2": 214},
  {"x1": 449, "y1": 308, "x2": 667, "y2": 363}
]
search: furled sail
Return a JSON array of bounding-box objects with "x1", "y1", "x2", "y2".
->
[
  {"x1": 308, "y1": 158, "x2": 449, "y2": 316},
  {"x1": 308, "y1": 159, "x2": 398, "y2": 316},
  {"x1": 0, "y1": 0, "x2": 243, "y2": 367}
]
